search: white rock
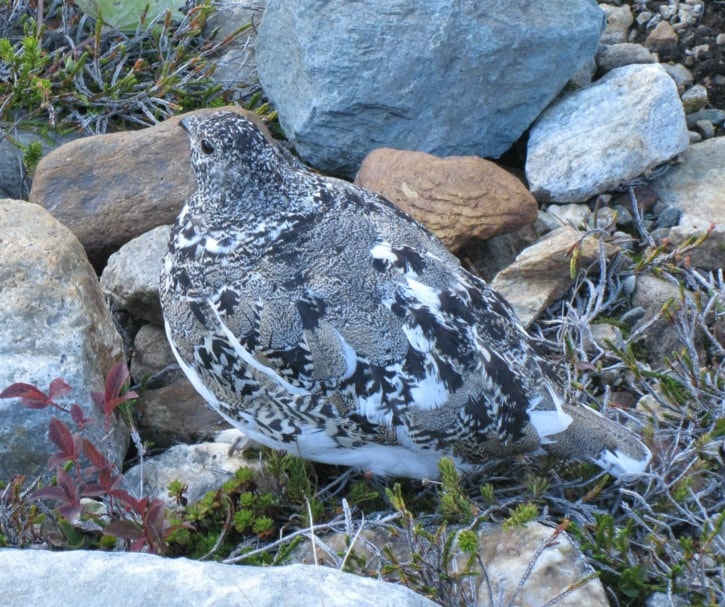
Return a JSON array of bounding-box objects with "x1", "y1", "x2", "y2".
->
[
  {"x1": 464, "y1": 523, "x2": 609, "y2": 607},
  {"x1": 681, "y1": 84, "x2": 708, "y2": 113},
  {"x1": 0, "y1": 550, "x2": 438, "y2": 607},
  {"x1": 124, "y1": 441, "x2": 261, "y2": 505},
  {"x1": 545, "y1": 203, "x2": 591, "y2": 229},
  {"x1": 599, "y1": 3, "x2": 633, "y2": 45},
  {"x1": 526, "y1": 64, "x2": 688, "y2": 202}
]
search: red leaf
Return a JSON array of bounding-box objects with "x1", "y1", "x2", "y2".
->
[
  {"x1": 32, "y1": 468, "x2": 82, "y2": 521},
  {"x1": 48, "y1": 417, "x2": 75, "y2": 453},
  {"x1": 82, "y1": 438, "x2": 109, "y2": 471},
  {"x1": 0, "y1": 382, "x2": 52, "y2": 409},
  {"x1": 90, "y1": 390, "x2": 106, "y2": 413},
  {"x1": 104, "y1": 520, "x2": 145, "y2": 541},
  {"x1": 105, "y1": 362, "x2": 131, "y2": 403},
  {"x1": 48, "y1": 378, "x2": 72, "y2": 401},
  {"x1": 144, "y1": 499, "x2": 168, "y2": 533},
  {"x1": 47, "y1": 417, "x2": 82, "y2": 467},
  {"x1": 70, "y1": 404, "x2": 93, "y2": 429}
]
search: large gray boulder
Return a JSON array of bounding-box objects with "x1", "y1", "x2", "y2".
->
[
  {"x1": 257, "y1": 0, "x2": 605, "y2": 177},
  {"x1": 526, "y1": 63, "x2": 689, "y2": 202},
  {"x1": 0, "y1": 550, "x2": 440, "y2": 607},
  {"x1": 0, "y1": 200, "x2": 128, "y2": 479}
]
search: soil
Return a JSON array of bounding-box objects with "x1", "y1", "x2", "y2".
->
[{"x1": 626, "y1": 0, "x2": 725, "y2": 110}]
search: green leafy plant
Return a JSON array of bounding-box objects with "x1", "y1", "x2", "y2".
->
[{"x1": 0, "y1": 1, "x2": 252, "y2": 132}]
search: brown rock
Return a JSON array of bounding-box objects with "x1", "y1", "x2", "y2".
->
[
  {"x1": 355, "y1": 148, "x2": 537, "y2": 251},
  {"x1": 137, "y1": 381, "x2": 227, "y2": 448},
  {"x1": 646, "y1": 20, "x2": 678, "y2": 52},
  {"x1": 131, "y1": 324, "x2": 226, "y2": 447},
  {"x1": 491, "y1": 226, "x2": 619, "y2": 327},
  {"x1": 29, "y1": 106, "x2": 272, "y2": 268}
]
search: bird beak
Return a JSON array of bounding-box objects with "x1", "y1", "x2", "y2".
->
[{"x1": 180, "y1": 117, "x2": 191, "y2": 133}]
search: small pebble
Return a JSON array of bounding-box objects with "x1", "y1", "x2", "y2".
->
[
  {"x1": 590, "y1": 206, "x2": 617, "y2": 229},
  {"x1": 659, "y1": 5, "x2": 676, "y2": 19},
  {"x1": 681, "y1": 84, "x2": 709, "y2": 112},
  {"x1": 636, "y1": 11, "x2": 653, "y2": 25},
  {"x1": 691, "y1": 43, "x2": 710, "y2": 58},
  {"x1": 650, "y1": 227, "x2": 672, "y2": 245},
  {"x1": 613, "y1": 204, "x2": 633, "y2": 226},
  {"x1": 688, "y1": 130, "x2": 703, "y2": 144},
  {"x1": 695, "y1": 119, "x2": 714, "y2": 139},
  {"x1": 661, "y1": 63, "x2": 694, "y2": 92},
  {"x1": 612, "y1": 230, "x2": 634, "y2": 250},
  {"x1": 686, "y1": 108, "x2": 725, "y2": 128},
  {"x1": 655, "y1": 205, "x2": 681, "y2": 230},
  {"x1": 620, "y1": 307, "x2": 646, "y2": 329},
  {"x1": 622, "y1": 275, "x2": 636, "y2": 294}
]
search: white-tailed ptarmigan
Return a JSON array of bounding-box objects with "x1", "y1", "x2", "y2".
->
[{"x1": 159, "y1": 111, "x2": 651, "y2": 479}]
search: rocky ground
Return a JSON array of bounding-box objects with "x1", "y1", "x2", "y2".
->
[
  {"x1": 0, "y1": 2, "x2": 724, "y2": 607},
  {"x1": 628, "y1": 0, "x2": 724, "y2": 111}
]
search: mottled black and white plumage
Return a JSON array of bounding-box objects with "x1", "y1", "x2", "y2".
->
[{"x1": 159, "y1": 111, "x2": 651, "y2": 479}]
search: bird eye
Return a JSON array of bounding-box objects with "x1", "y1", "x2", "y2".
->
[{"x1": 199, "y1": 139, "x2": 215, "y2": 155}]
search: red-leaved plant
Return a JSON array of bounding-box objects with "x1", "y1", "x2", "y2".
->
[{"x1": 0, "y1": 362, "x2": 189, "y2": 553}]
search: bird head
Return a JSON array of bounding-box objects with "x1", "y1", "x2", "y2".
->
[{"x1": 180, "y1": 112, "x2": 283, "y2": 205}]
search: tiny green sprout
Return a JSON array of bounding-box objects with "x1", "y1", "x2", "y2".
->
[
  {"x1": 480, "y1": 482, "x2": 495, "y2": 504},
  {"x1": 503, "y1": 503, "x2": 538, "y2": 530},
  {"x1": 232, "y1": 508, "x2": 254, "y2": 533},
  {"x1": 525, "y1": 476, "x2": 550, "y2": 499},
  {"x1": 166, "y1": 479, "x2": 187, "y2": 503},
  {"x1": 456, "y1": 529, "x2": 478, "y2": 555},
  {"x1": 252, "y1": 515, "x2": 274, "y2": 536},
  {"x1": 238, "y1": 491, "x2": 255, "y2": 508},
  {"x1": 385, "y1": 483, "x2": 408, "y2": 515}
]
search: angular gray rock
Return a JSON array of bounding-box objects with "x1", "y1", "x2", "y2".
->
[
  {"x1": 206, "y1": 0, "x2": 267, "y2": 92},
  {"x1": 257, "y1": 0, "x2": 605, "y2": 177},
  {"x1": 0, "y1": 200, "x2": 128, "y2": 479},
  {"x1": 0, "y1": 549, "x2": 440, "y2": 607},
  {"x1": 526, "y1": 64, "x2": 689, "y2": 203},
  {"x1": 100, "y1": 225, "x2": 170, "y2": 325},
  {"x1": 595, "y1": 43, "x2": 656, "y2": 73},
  {"x1": 649, "y1": 137, "x2": 725, "y2": 269}
]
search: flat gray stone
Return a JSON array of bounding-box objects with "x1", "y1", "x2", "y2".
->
[
  {"x1": 258, "y1": 0, "x2": 605, "y2": 177},
  {"x1": 526, "y1": 63, "x2": 689, "y2": 203},
  {"x1": 0, "y1": 550, "x2": 439, "y2": 607}
]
